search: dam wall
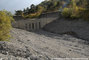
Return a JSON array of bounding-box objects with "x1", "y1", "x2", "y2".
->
[
  {"x1": 12, "y1": 11, "x2": 60, "y2": 31},
  {"x1": 12, "y1": 11, "x2": 89, "y2": 40}
]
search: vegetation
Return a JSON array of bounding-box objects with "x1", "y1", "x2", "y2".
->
[
  {"x1": 0, "y1": 10, "x2": 14, "y2": 41},
  {"x1": 61, "y1": 0, "x2": 89, "y2": 20},
  {"x1": 81, "y1": 0, "x2": 89, "y2": 20},
  {"x1": 15, "y1": 0, "x2": 89, "y2": 20},
  {"x1": 62, "y1": 8, "x2": 72, "y2": 18},
  {"x1": 15, "y1": 0, "x2": 61, "y2": 18},
  {"x1": 15, "y1": 10, "x2": 23, "y2": 16},
  {"x1": 23, "y1": 6, "x2": 44, "y2": 18}
]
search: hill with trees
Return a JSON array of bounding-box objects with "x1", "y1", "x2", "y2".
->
[
  {"x1": 15, "y1": 0, "x2": 89, "y2": 20},
  {"x1": 15, "y1": 0, "x2": 64, "y2": 18}
]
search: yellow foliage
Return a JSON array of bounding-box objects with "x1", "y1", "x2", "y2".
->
[
  {"x1": 62, "y1": 8, "x2": 72, "y2": 18},
  {"x1": 71, "y1": 6, "x2": 80, "y2": 18},
  {"x1": 0, "y1": 10, "x2": 14, "y2": 41},
  {"x1": 62, "y1": 6, "x2": 85, "y2": 18},
  {"x1": 23, "y1": 6, "x2": 44, "y2": 18}
]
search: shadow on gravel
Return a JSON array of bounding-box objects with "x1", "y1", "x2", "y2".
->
[{"x1": 32, "y1": 29, "x2": 89, "y2": 45}]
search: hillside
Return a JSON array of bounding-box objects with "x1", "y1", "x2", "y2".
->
[
  {"x1": 0, "y1": 28, "x2": 89, "y2": 60},
  {"x1": 43, "y1": 18, "x2": 89, "y2": 41}
]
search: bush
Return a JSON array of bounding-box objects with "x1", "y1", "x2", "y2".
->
[
  {"x1": 80, "y1": 9, "x2": 89, "y2": 20},
  {"x1": 62, "y1": 7, "x2": 84, "y2": 19},
  {"x1": 62, "y1": 8, "x2": 72, "y2": 18},
  {"x1": 0, "y1": 10, "x2": 14, "y2": 41},
  {"x1": 71, "y1": 6, "x2": 82, "y2": 18},
  {"x1": 24, "y1": 12, "x2": 41, "y2": 18}
]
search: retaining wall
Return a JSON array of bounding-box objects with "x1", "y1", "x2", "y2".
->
[{"x1": 12, "y1": 11, "x2": 60, "y2": 31}]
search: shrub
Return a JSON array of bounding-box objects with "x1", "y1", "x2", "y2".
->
[
  {"x1": 62, "y1": 7, "x2": 84, "y2": 19},
  {"x1": 0, "y1": 10, "x2": 14, "y2": 41},
  {"x1": 62, "y1": 8, "x2": 72, "y2": 18},
  {"x1": 70, "y1": 6, "x2": 80, "y2": 18},
  {"x1": 24, "y1": 12, "x2": 41, "y2": 18},
  {"x1": 82, "y1": 10, "x2": 89, "y2": 20}
]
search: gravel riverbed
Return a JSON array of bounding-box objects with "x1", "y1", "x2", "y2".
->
[{"x1": 0, "y1": 28, "x2": 89, "y2": 60}]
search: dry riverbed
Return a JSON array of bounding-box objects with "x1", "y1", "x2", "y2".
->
[{"x1": 0, "y1": 28, "x2": 89, "y2": 60}]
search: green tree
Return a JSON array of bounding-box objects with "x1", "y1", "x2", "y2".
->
[
  {"x1": 30, "y1": 4, "x2": 36, "y2": 13},
  {"x1": 15, "y1": 10, "x2": 23, "y2": 16}
]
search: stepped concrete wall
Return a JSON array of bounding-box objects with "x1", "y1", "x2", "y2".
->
[{"x1": 12, "y1": 11, "x2": 60, "y2": 31}]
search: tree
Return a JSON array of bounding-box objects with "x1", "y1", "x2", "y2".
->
[
  {"x1": 23, "y1": 8, "x2": 26, "y2": 14},
  {"x1": 0, "y1": 10, "x2": 14, "y2": 41},
  {"x1": 80, "y1": 0, "x2": 89, "y2": 20},
  {"x1": 85, "y1": 0, "x2": 89, "y2": 9},
  {"x1": 30, "y1": 4, "x2": 36, "y2": 13},
  {"x1": 15, "y1": 10, "x2": 23, "y2": 16}
]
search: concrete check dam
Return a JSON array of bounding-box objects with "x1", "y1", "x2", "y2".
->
[{"x1": 12, "y1": 11, "x2": 60, "y2": 31}]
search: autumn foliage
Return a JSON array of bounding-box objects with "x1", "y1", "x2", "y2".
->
[{"x1": 0, "y1": 10, "x2": 14, "y2": 41}]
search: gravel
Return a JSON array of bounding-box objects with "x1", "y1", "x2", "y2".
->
[{"x1": 0, "y1": 28, "x2": 89, "y2": 60}]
